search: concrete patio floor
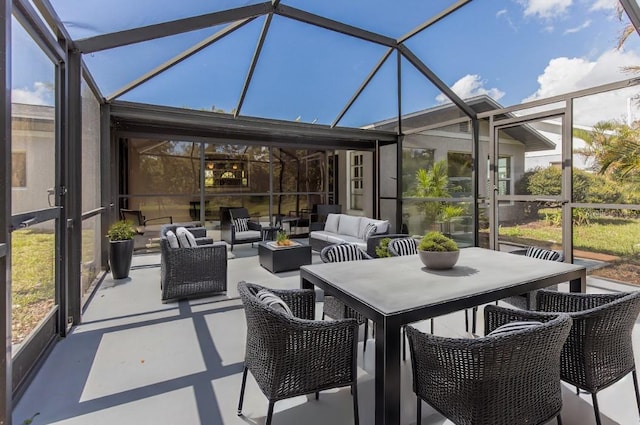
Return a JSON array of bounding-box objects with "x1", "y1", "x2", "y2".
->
[{"x1": 12, "y1": 244, "x2": 640, "y2": 425}]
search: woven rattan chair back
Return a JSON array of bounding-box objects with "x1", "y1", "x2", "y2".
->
[
  {"x1": 536, "y1": 289, "x2": 640, "y2": 425},
  {"x1": 237, "y1": 281, "x2": 360, "y2": 425},
  {"x1": 407, "y1": 305, "x2": 572, "y2": 425}
]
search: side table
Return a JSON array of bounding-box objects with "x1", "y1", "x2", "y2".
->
[{"x1": 261, "y1": 226, "x2": 280, "y2": 241}]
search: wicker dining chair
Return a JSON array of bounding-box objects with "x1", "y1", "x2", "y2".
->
[
  {"x1": 535, "y1": 289, "x2": 640, "y2": 425},
  {"x1": 237, "y1": 281, "x2": 359, "y2": 425},
  {"x1": 320, "y1": 243, "x2": 372, "y2": 352},
  {"x1": 407, "y1": 304, "x2": 572, "y2": 425}
]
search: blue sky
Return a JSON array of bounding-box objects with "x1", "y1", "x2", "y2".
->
[{"x1": 11, "y1": 0, "x2": 640, "y2": 127}]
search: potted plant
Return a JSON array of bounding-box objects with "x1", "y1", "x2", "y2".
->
[
  {"x1": 107, "y1": 220, "x2": 136, "y2": 279},
  {"x1": 275, "y1": 230, "x2": 294, "y2": 247},
  {"x1": 417, "y1": 231, "x2": 459, "y2": 270}
]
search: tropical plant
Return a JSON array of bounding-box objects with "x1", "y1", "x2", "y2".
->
[
  {"x1": 417, "y1": 231, "x2": 459, "y2": 252},
  {"x1": 375, "y1": 237, "x2": 392, "y2": 258},
  {"x1": 412, "y1": 160, "x2": 452, "y2": 224},
  {"x1": 275, "y1": 230, "x2": 293, "y2": 246},
  {"x1": 106, "y1": 220, "x2": 136, "y2": 241}
]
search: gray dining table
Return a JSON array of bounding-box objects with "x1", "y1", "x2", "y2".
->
[{"x1": 300, "y1": 247, "x2": 587, "y2": 425}]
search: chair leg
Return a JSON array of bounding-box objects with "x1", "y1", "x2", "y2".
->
[
  {"x1": 465, "y1": 309, "x2": 469, "y2": 332},
  {"x1": 363, "y1": 320, "x2": 368, "y2": 353},
  {"x1": 632, "y1": 369, "x2": 640, "y2": 419},
  {"x1": 352, "y1": 383, "x2": 359, "y2": 425},
  {"x1": 416, "y1": 397, "x2": 422, "y2": 425},
  {"x1": 266, "y1": 401, "x2": 275, "y2": 425},
  {"x1": 556, "y1": 413, "x2": 563, "y2": 425},
  {"x1": 576, "y1": 386, "x2": 580, "y2": 396},
  {"x1": 402, "y1": 325, "x2": 406, "y2": 361},
  {"x1": 322, "y1": 312, "x2": 325, "y2": 320},
  {"x1": 592, "y1": 393, "x2": 602, "y2": 425},
  {"x1": 430, "y1": 318, "x2": 434, "y2": 334},
  {"x1": 315, "y1": 391, "x2": 319, "y2": 400},
  {"x1": 472, "y1": 306, "x2": 478, "y2": 335},
  {"x1": 237, "y1": 366, "x2": 248, "y2": 415}
]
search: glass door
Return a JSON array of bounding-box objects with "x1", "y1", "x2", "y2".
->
[{"x1": 488, "y1": 112, "x2": 568, "y2": 257}]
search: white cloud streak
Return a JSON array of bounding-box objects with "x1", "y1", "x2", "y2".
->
[
  {"x1": 523, "y1": 49, "x2": 640, "y2": 125},
  {"x1": 12, "y1": 82, "x2": 53, "y2": 105},
  {"x1": 520, "y1": 0, "x2": 572, "y2": 19},
  {"x1": 564, "y1": 19, "x2": 591, "y2": 34},
  {"x1": 589, "y1": 0, "x2": 616, "y2": 11},
  {"x1": 436, "y1": 74, "x2": 505, "y2": 104}
]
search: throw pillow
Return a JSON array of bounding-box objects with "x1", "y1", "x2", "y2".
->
[
  {"x1": 324, "y1": 213, "x2": 341, "y2": 233},
  {"x1": 390, "y1": 238, "x2": 417, "y2": 256},
  {"x1": 363, "y1": 223, "x2": 377, "y2": 240},
  {"x1": 175, "y1": 227, "x2": 198, "y2": 247},
  {"x1": 233, "y1": 217, "x2": 249, "y2": 232},
  {"x1": 525, "y1": 246, "x2": 560, "y2": 261},
  {"x1": 256, "y1": 289, "x2": 293, "y2": 316},
  {"x1": 165, "y1": 230, "x2": 179, "y2": 248},
  {"x1": 326, "y1": 244, "x2": 364, "y2": 263},
  {"x1": 488, "y1": 320, "x2": 543, "y2": 337}
]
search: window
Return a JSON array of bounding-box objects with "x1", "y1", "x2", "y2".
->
[
  {"x1": 349, "y1": 152, "x2": 363, "y2": 211},
  {"x1": 497, "y1": 156, "x2": 512, "y2": 195},
  {"x1": 12, "y1": 152, "x2": 26, "y2": 187},
  {"x1": 447, "y1": 152, "x2": 472, "y2": 197}
]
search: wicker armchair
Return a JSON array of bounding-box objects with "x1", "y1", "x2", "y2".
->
[
  {"x1": 536, "y1": 289, "x2": 640, "y2": 425},
  {"x1": 237, "y1": 282, "x2": 359, "y2": 425},
  {"x1": 159, "y1": 225, "x2": 227, "y2": 302},
  {"x1": 320, "y1": 243, "x2": 371, "y2": 352},
  {"x1": 407, "y1": 304, "x2": 572, "y2": 425}
]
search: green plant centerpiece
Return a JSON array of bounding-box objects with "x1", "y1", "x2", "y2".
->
[
  {"x1": 275, "y1": 230, "x2": 293, "y2": 247},
  {"x1": 107, "y1": 220, "x2": 136, "y2": 279},
  {"x1": 417, "y1": 231, "x2": 460, "y2": 270}
]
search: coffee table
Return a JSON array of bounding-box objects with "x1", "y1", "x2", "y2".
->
[{"x1": 258, "y1": 241, "x2": 311, "y2": 273}]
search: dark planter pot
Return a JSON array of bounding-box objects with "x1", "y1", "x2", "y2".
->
[{"x1": 109, "y1": 239, "x2": 134, "y2": 279}]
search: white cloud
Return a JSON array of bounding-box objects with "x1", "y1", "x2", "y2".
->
[
  {"x1": 590, "y1": 0, "x2": 616, "y2": 11},
  {"x1": 523, "y1": 49, "x2": 640, "y2": 125},
  {"x1": 564, "y1": 19, "x2": 591, "y2": 34},
  {"x1": 496, "y1": 9, "x2": 507, "y2": 17},
  {"x1": 436, "y1": 74, "x2": 505, "y2": 104},
  {"x1": 520, "y1": 0, "x2": 572, "y2": 19},
  {"x1": 12, "y1": 82, "x2": 53, "y2": 105},
  {"x1": 497, "y1": 8, "x2": 518, "y2": 31}
]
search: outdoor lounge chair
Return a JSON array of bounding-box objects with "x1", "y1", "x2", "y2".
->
[
  {"x1": 120, "y1": 208, "x2": 173, "y2": 234},
  {"x1": 407, "y1": 304, "x2": 572, "y2": 425},
  {"x1": 223, "y1": 207, "x2": 263, "y2": 251},
  {"x1": 237, "y1": 281, "x2": 359, "y2": 425},
  {"x1": 320, "y1": 243, "x2": 371, "y2": 352},
  {"x1": 536, "y1": 289, "x2": 640, "y2": 425},
  {"x1": 159, "y1": 225, "x2": 227, "y2": 302}
]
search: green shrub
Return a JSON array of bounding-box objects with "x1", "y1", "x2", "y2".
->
[
  {"x1": 375, "y1": 237, "x2": 392, "y2": 258},
  {"x1": 418, "y1": 231, "x2": 458, "y2": 252},
  {"x1": 106, "y1": 220, "x2": 136, "y2": 241}
]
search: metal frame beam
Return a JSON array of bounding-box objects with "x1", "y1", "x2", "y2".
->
[
  {"x1": 398, "y1": 0, "x2": 471, "y2": 43},
  {"x1": 275, "y1": 4, "x2": 397, "y2": 47},
  {"x1": 107, "y1": 18, "x2": 255, "y2": 101},
  {"x1": 66, "y1": 49, "x2": 83, "y2": 327},
  {"x1": 0, "y1": 0, "x2": 11, "y2": 422},
  {"x1": 398, "y1": 45, "x2": 476, "y2": 119},
  {"x1": 620, "y1": 0, "x2": 640, "y2": 37},
  {"x1": 235, "y1": 14, "x2": 272, "y2": 117},
  {"x1": 332, "y1": 47, "x2": 393, "y2": 128},
  {"x1": 75, "y1": 2, "x2": 272, "y2": 53},
  {"x1": 13, "y1": 0, "x2": 64, "y2": 62},
  {"x1": 31, "y1": 0, "x2": 72, "y2": 42}
]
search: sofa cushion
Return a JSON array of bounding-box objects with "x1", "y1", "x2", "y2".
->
[
  {"x1": 309, "y1": 231, "x2": 331, "y2": 242},
  {"x1": 338, "y1": 214, "x2": 362, "y2": 238},
  {"x1": 235, "y1": 230, "x2": 261, "y2": 241},
  {"x1": 325, "y1": 244, "x2": 367, "y2": 262},
  {"x1": 325, "y1": 213, "x2": 341, "y2": 233},
  {"x1": 165, "y1": 230, "x2": 180, "y2": 248},
  {"x1": 488, "y1": 320, "x2": 543, "y2": 337}
]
